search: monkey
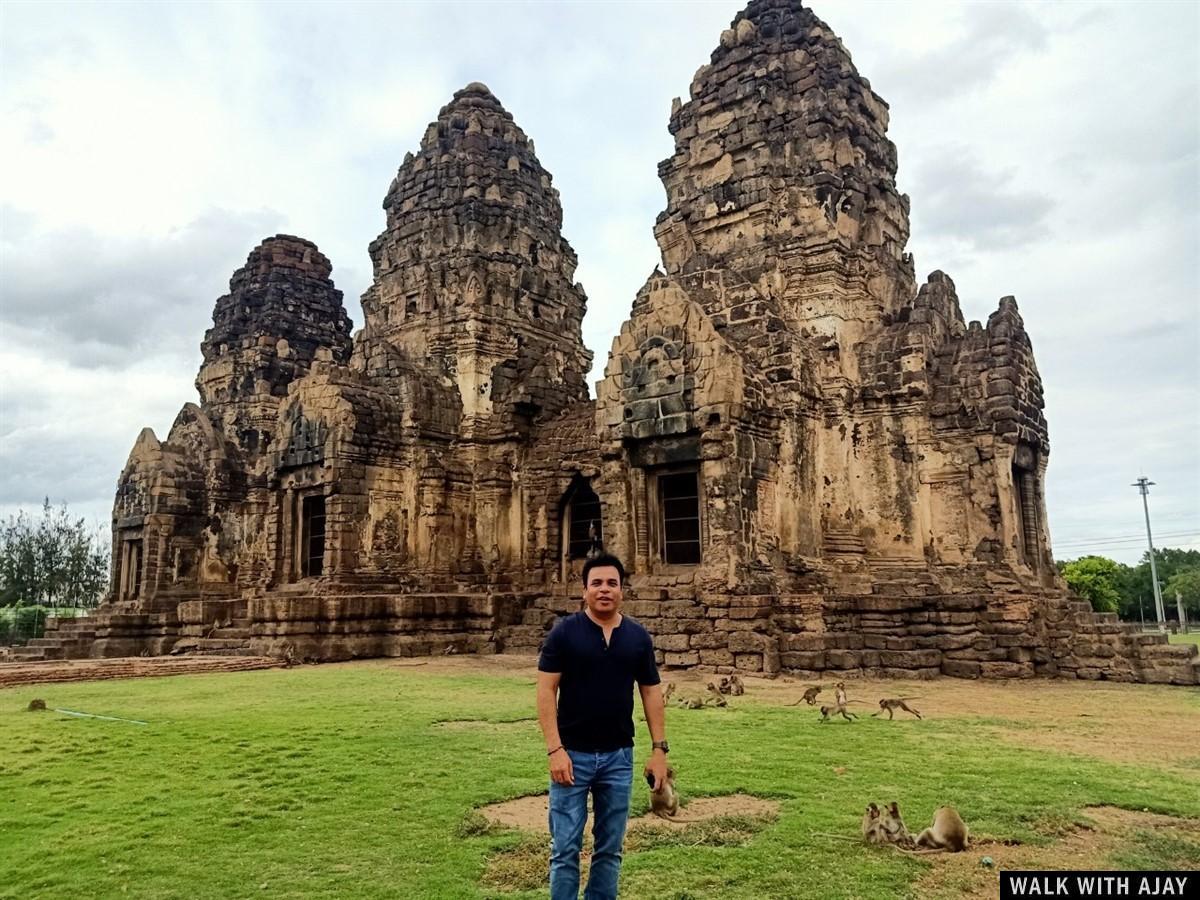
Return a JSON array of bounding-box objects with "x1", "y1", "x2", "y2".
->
[
  {"x1": 788, "y1": 685, "x2": 823, "y2": 706},
  {"x1": 875, "y1": 698, "x2": 922, "y2": 719},
  {"x1": 649, "y1": 766, "x2": 680, "y2": 819},
  {"x1": 442, "y1": 643, "x2": 458, "y2": 655},
  {"x1": 914, "y1": 806, "x2": 969, "y2": 852},
  {"x1": 716, "y1": 676, "x2": 732, "y2": 695},
  {"x1": 27, "y1": 698, "x2": 47, "y2": 712},
  {"x1": 203, "y1": 615, "x2": 233, "y2": 638},
  {"x1": 705, "y1": 682, "x2": 728, "y2": 707},
  {"x1": 676, "y1": 696, "x2": 706, "y2": 710},
  {"x1": 646, "y1": 767, "x2": 705, "y2": 823},
  {"x1": 880, "y1": 802, "x2": 914, "y2": 848},
  {"x1": 861, "y1": 803, "x2": 887, "y2": 844},
  {"x1": 819, "y1": 703, "x2": 856, "y2": 723},
  {"x1": 662, "y1": 682, "x2": 676, "y2": 703},
  {"x1": 834, "y1": 682, "x2": 848, "y2": 706},
  {"x1": 727, "y1": 674, "x2": 745, "y2": 695}
]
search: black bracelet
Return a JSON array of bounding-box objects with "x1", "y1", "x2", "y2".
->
[{"x1": 547, "y1": 745, "x2": 563, "y2": 756}]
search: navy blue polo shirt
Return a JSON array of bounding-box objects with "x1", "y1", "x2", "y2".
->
[{"x1": 538, "y1": 611, "x2": 661, "y2": 752}]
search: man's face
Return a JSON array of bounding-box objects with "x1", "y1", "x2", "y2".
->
[{"x1": 583, "y1": 565, "x2": 623, "y2": 616}]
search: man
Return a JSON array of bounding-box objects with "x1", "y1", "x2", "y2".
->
[{"x1": 536, "y1": 553, "x2": 669, "y2": 900}]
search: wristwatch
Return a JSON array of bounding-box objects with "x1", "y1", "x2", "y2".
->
[{"x1": 651, "y1": 741, "x2": 670, "y2": 753}]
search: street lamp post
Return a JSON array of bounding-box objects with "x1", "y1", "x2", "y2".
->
[{"x1": 1131, "y1": 477, "x2": 1166, "y2": 632}]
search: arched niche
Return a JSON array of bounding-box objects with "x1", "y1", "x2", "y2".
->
[{"x1": 558, "y1": 476, "x2": 604, "y2": 582}]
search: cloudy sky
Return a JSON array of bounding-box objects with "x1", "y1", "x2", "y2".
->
[{"x1": 1, "y1": 0, "x2": 1196, "y2": 564}]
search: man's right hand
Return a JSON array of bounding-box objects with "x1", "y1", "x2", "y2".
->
[{"x1": 549, "y1": 748, "x2": 574, "y2": 786}]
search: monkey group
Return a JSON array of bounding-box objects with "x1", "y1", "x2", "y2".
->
[
  {"x1": 796, "y1": 682, "x2": 924, "y2": 722},
  {"x1": 662, "y1": 675, "x2": 744, "y2": 710},
  {"x1": 809, "y1": 681, "x2": 861, "y2": 723},
  {"x1": 862, "y1": 801, "x2": 968, "y2": 853},
  {"x1": 716, "y1": 675, "x2": 745, "y2": 695},
  {"x1": 652, "y1": 676, "x2": 960, "y2": 849},
  {"x1": 662, "y1": 683, "x2": 707, "y2": 709}
]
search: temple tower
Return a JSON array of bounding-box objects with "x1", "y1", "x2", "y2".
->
[
  {"x1": 196, "y1": 236, "x2": 353, "y2": 460},
  {"x1": 654, "y1": 0, "x2": 915, "y2": 387},
  {"x1": 361, "y1": 83, "x2": 592, "y2": 437}
]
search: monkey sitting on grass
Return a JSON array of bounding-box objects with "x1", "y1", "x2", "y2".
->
[
  {"x1": 913, "y1": 806, "x2": 969, "y2": 852},
  {"x1": 647, "y1": 767, "x2": 704, "y2": 823},
  {"x1": 880, "y1": 802, "x2": 914, "y2": 848},
  {"x1": 861, "y1": 803, "x2": 887, "y2": 844}
]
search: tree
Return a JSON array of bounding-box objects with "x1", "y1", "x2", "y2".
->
[
  {"x1": 1059, "y1": 555, "x2": 1124, "y2": 614},
  {"x1": 1164, "y1": 567, "x2": 1200, "y2": 620},
  {"x1": 1121, "y1": 548, "x2": 1200, "y2": 622},
  {"x1": 0, "y1": 500, "x2": 109, "y2": 608}
]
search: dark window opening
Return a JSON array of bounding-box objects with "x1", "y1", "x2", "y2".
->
[
  {"x1": 567, "y1": 485, "x2": 603, "y2": 560},
  {"x1": 124, "y1": 539, "x2": 144, "y2": 599},
  {"x1": 1013, "y1": 464, "x2": 1039, "y2": 570},
  {"x1": 301, "y1": 495, "x2": 326, "y2": 578},
  {"x1": 660, "y1": 471, "x2": 701, "y2": 565}
]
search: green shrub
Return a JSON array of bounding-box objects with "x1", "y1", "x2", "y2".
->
[{"x1": 11, "y1": 605, "x2": 49, "y2": 643}]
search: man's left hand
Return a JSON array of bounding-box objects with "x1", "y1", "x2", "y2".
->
[{"x1": 644, "y1": 752, "x2": 669, "y2": 791}]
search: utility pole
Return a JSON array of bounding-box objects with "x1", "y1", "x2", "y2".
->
[{"x1": 1132, "y1": 476, "x2": 1166, "y2": 631}]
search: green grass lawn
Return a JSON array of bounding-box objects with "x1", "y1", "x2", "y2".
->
[
  {"x1": 1168, "y1": 632, "x2": 1200, "y2": 647},
  {"x1": 2, "y1": 662, "x2": 1198, "y2": 900}
]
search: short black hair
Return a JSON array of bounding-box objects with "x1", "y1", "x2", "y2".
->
[{"x1": 581, "y1": 553, "x2": 626, "y2": 585}]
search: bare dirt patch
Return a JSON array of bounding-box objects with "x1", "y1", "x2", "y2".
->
[
  {"x1": 476, "y1": 791, "x2": 779, "y2": 894},
  {"x1": 699, "y1": 671, "x2": 1200, "y2": 770},
  {"x1": 380, "y1": 654, "x2": 1200, "y2": 769},
  {"x1": 0, "y1": 655, "x2": 281, "y2": 688},
  {"x1": 371, "y1": 653, "x2": 1200, "y2": 769},
  {"x1": 386, "y1": 654, "x2": 538, "y2": 676},
  {"x1": 629, "y1": 794, "x2": 779, "y2": 828},
  {"x1": 432, "y1": 717, "x2": 537, "y2": 732},
  {"x1": 913, "y1": 806, "x2": 1200, "y2": 899},
  {"x1": 480, "y1": 793, "x2": 550, "y2": 832},
  {"x1": 478, "y1": 792, "x2": 779, "y2": 835}
]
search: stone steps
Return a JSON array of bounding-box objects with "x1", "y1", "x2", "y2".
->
[{"x1": 1040, "y1": 593, "x2": 1200, "y2": 684}]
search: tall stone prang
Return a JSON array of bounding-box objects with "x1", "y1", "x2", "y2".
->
[
  {"x1": 361, "y1": 83, "x2": 592, "y2": 435},
  {"x1": 198, "y1": 236, "x2": 353, "y2": 458},
  {"x1": 22, "y1": 0, "x2": 1196, "y2": 685},
  {"x1": 655, "y1": 0, "x2": 915, "y2": 354}
]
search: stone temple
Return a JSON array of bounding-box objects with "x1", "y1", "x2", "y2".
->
[{"x1": 30, "y1": 0, "x2": 1197, "y2": 683}]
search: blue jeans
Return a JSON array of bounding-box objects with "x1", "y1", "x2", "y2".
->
[{"x1": 548, "y1": 746, "x2": 634, "y2": 900}]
